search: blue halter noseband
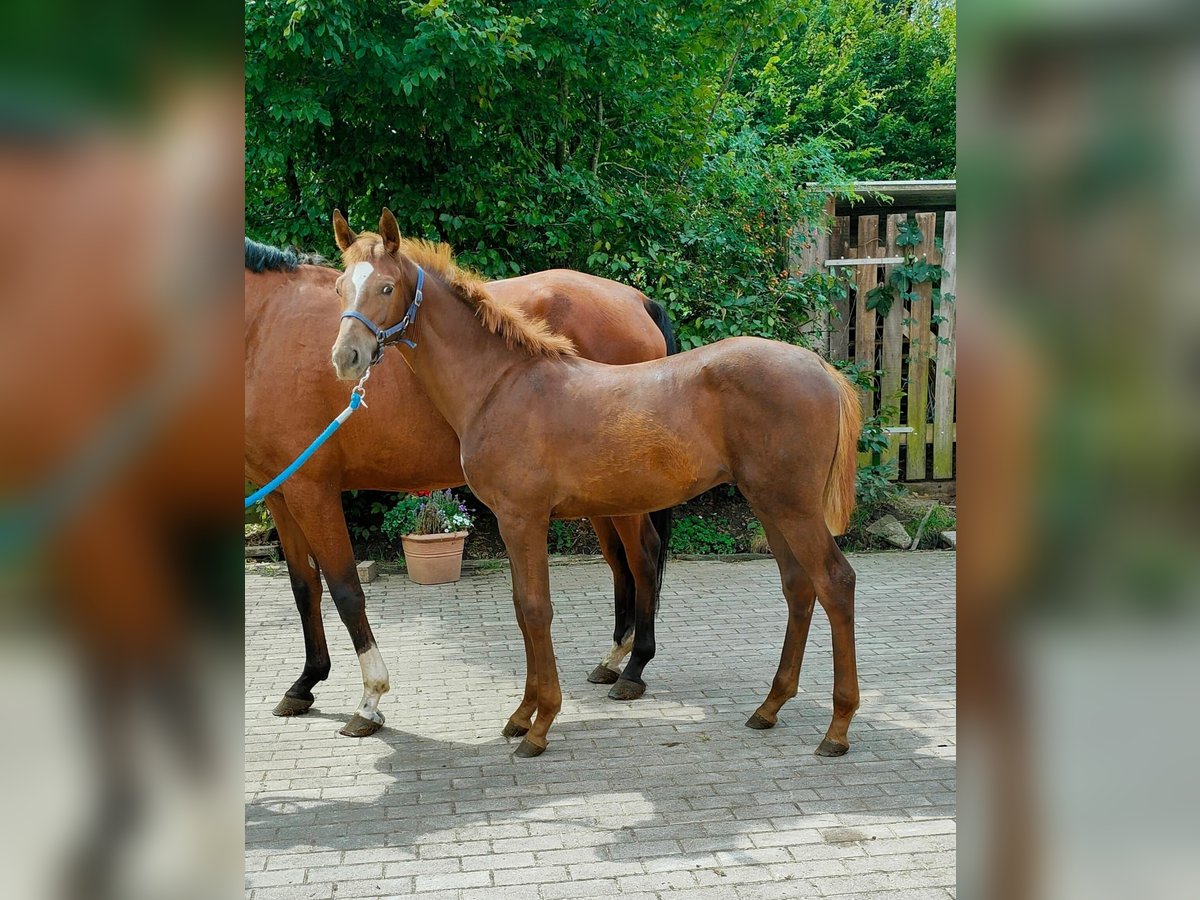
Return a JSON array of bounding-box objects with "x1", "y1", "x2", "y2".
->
[{"x1": 340, "y1": 265, "x2": 425, "y2": 362}]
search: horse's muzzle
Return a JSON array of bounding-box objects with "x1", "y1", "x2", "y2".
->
[{"x1": 331, "y1": 341, "x2": 367, "y2": 382}]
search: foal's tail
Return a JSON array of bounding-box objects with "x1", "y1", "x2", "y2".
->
[{"x1": 819, "y1": 359, "x2": 863, "y2": 536}]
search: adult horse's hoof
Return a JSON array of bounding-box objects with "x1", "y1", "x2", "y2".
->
[
  {"x1": 339, "y1": 714, "x2": 384, "y2": 738},
  {"x1": 815, "y1": 738, "x2": 850, "y2": 757},
  {"x1": 513, "y1": 738, "x2": 546, "y2": 758},
  {"x1": 501, "y1": 721, "x2": 530, "y2": 738},
  {"x1": 744, "y1": 712, "x2": 776, "y2": 730},
  {"x1": 273, "y1": 695, "x2": 314, "y2": 717},
  {"x1": 587, "y1": 665, "x2": 621, "y2": 684},
  {"x1": 608, "y1": 677, "x2": 645, "y2": 701}
]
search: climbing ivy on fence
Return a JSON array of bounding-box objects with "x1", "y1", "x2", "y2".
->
[{"x1": 863, "y1": 217, "x2": 952, "y2": 322}]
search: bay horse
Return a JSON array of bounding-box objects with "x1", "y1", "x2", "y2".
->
[
  {"x1": 246, "y1": 228, "x2": 675, "y2": 737},
  {"x1": 330, "y1": 209, "x2": 863, "y2": 758}
]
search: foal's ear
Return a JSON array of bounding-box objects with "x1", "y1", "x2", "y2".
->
[
  {"x1": 378, "y1": 207, "x2": 401, "y2": 255},
  {"x1": 332, "y1": 209, "x2": 357, "y2": 252}
]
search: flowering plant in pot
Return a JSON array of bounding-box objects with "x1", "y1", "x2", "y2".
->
[{"x1": 381, "y1": 490, "x2": 474, "y2": 584}]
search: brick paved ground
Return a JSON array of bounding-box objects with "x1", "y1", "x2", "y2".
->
[{"x1": 246, "y1": 552, "x2": 955, "y2": 899}]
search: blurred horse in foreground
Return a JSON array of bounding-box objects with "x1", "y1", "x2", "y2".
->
[{"x1": 0, "y1": 86, "x2": 242, "y2": 898}]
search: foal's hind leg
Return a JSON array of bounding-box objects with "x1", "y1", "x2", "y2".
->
[
  {"x1": 265, "y1": 493, "x2": 331, "y2": 717},
  {"x1": 745, "y1": 517, "x2": 818, "y2": 730},
  {"x1": 588, "y1": 517, "x2": 635, "y2": 685},
  {"x1": 775, "y1": 515, "x2": 859, "y2": 756},
  {"x1": 606, "y1": 515, "x2": 661, "y2": 701}
]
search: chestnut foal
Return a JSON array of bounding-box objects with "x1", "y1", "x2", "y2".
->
[{"x1": 330, "y1": 209, "x2": 862, "y2": 757}]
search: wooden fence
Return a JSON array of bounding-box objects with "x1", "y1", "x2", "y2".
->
[{"x1": 795, "y1": 201, "x2": 957, "y2": 483}]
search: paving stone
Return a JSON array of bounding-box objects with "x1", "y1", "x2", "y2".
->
[
  {"x1": 246, "y1": 553, "x2": 956, "y2": 898},
  {"x1": 412, "y1": 869, "x2": 492, "y2": 892}
]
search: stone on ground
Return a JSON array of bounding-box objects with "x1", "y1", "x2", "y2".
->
[{"x1": 866, "y1": 514, "x2": 912, "y2": 549}]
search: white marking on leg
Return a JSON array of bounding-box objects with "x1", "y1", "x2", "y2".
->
[
  {"x1": 354, "y1": 644, "x2": 389, "y2": 724},
  {"x1": 600, "y1": 628, "x2": 635, "y2": 670},
  {"x1": 349, "y1": 261, "x2": 374, "y2": 308}
]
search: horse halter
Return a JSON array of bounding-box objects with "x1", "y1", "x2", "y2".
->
[{"x1": 340, "y1": 265, "x2": 425, "y2": 363}]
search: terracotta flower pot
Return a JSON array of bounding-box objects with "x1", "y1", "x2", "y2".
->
[{"x1": 400, "y1": 531, "x2": 468, "y2": 585}]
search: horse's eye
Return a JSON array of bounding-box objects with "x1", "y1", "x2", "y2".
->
[{"x1": 382, "y1": 285, "x2": 394, "y2": 295}]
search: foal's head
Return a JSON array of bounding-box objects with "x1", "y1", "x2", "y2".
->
[{"x1": 330, "y1": 207, "x2": 413, "y2": 381}]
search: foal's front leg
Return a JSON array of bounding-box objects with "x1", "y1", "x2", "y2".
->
[
  {"x1": 497, "y1": 513, "x2": 560, "y2": 758},
  {"x1": 500, "y1": 592, "x2": 539, "y2": 738}
]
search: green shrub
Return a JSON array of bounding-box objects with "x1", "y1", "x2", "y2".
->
[
  {"x1": 669, "y1": 515, "x2": 737, "y2": 555},
  {"x1": 342, "y1": 490, "x2": 395, "y2": 544},
  {"x1": 548, "y1": 520, "x2": 574, "y2": 554}
]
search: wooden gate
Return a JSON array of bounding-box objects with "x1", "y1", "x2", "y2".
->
[{"x1": 795, "y1": 189, "x2": 957, "y2": 483}]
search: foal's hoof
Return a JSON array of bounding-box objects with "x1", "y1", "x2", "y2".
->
[
  {"x1": 608, "y1": 677, "x2": 645, "y2": 701},
  {"x1": 501, "y1": 721, "x2": 530, "y2": 738},
  {"x1": 512, "y1": 738, "x2": 546, "y2": 758},
  {"x1": 815, "y1": 738, "x2": 850, "y2": 757},
  {"x1": 587, "y1": 665, "x2": 621, "y2": 685},
  {"x1": 339, "y1": 714, "x2": 384, "y2": 738},
  {"x1": 273, "y1": 695, "x2": 314, "y2": 717},
  {"x1": 744, "y1": 712, "x2": 776, "y2": 730}
]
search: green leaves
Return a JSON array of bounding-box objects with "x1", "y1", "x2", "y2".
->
[
  {"x1": 742, "y1": 0, "x2": 955, "y2": 180},
  {"x1": 895, "y1": 216, "x2": 924, "y2": 248},
  {"x1": 866, "y1": 283, "x2": 894, "y2": 317},
  {"x1": 669, "y1": 515, "x2": 738, "y2": 555},
  {"x1": 247, "y1": 0, "x2": 952, "y2": 348}
]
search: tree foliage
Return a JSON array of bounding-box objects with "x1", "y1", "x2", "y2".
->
[
  {"x1": 743, "y1": 0, "x2": 955, "y2": 180},
  {"x1": 246, "y1": 0, "x2": 955, "y2": 347}
]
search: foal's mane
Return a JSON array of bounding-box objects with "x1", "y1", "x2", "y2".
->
[{"x1": 342, "y1": 233, "x2": 576, "y2": 358}]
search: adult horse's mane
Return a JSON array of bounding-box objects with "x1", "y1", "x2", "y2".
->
[
  {"x1": 343, "y1": 232, "x2": 577, "y2": 359},
  {"x1": 245, "y1": 237, "x2": 329, "y2": 273}
]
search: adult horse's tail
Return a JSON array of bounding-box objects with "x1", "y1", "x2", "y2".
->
[
  {"x1": 645, "y1": 299, "x2": 677, "y2": 603},
  {"x1": 819, "y1": 359, "x2": 863, "y2": 536},
  {"x1": 644, "y1": 299, "x2": 678, "y2": 355}
]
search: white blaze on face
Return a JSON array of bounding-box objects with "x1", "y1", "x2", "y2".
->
[
  {"x1": 354, "y1": 644, "x2": 390, "y2": 724},
  {"x1": 349, "y1": 261, "x2": 374, "y2": 309}
]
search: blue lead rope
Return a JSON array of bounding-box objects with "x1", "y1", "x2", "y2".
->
[{"x1": 245, "y1": 389, "x2": 364, "y2": 509}]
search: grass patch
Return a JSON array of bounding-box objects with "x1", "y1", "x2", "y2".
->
[{"x1": 749, "y1": 521, "x2": 771, "y2": 554}]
